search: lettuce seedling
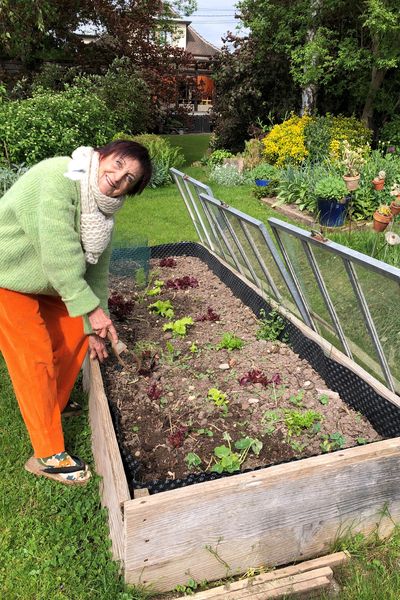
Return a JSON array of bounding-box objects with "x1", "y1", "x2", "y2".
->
[
  {"x1": 148, "y1": 299, "x2": 174, "y2": 318},
  {"x1": 163, "y1": 317, "x2": 194, "y2": 337}
]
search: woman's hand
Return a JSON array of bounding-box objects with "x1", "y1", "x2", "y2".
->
[
  {"x1": 88, "y1": 334, "x2": 109, "y2": 363},
  {"x1": 88, "y1": 306, "x2": 118, "y2": 343}
]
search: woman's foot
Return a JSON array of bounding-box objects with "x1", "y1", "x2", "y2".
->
[{"x1": 25, "y1": 452, "x2": 91, "y2": 485}]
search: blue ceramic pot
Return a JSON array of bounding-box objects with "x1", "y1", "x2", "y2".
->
[
  {"x1": 317, "y1": 197, "x2": 349, "y2": 227},
  {"x1": 255, "y1": 178, "x2": 271, "y2": 187}
]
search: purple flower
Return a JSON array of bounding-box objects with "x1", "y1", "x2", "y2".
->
[{"x1": 387, "y1": 146, "x2": 396, "y2": 154}]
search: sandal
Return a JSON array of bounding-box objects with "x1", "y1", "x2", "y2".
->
[
  {"x1": 25, "y1": 454, "x2": 91, "y2": 486},
  {"x1": 62, "y1": 400, "x2": 82, "y2": 417}
]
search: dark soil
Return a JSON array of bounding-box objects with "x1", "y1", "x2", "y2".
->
[{"x1": 102, "y1": 256, "x2": 380, "y2": 485}]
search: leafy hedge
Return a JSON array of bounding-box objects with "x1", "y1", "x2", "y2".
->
[{"x1": 0, "y1": 88, "x2": 116, "y2": 165}]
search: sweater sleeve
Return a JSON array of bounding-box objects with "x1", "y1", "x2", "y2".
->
[
  {"x1": 19, "y1": 162, "x2": 100, "y2": 317},
  {"x1": 82, "y1": 239, "x2": 113, "y2": 334}
]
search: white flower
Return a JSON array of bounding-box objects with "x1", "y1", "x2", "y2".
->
[{"x1": 385, "y1": 232, "x2": 400, "y2": 246}]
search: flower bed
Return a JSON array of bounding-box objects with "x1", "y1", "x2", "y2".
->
[
  {"x1": 103, "y1": 256, "x2": 380, "y2": 489},
  {"x1": 85, "y1": 243, "x2": 400, "y2": 593}
]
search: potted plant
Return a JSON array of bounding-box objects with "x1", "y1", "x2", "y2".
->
[
  {"x1": 340, "y1": 141, "x2": 366, "y2": 191},
  {"x1": 372, "y1": 170, "x2": 386, "y2": 191},
  {"x1": 314, "y1": 175, "x2": 349, "y2": 227},
  {"x1": 250, "y1": 162, "x2": 278, "y2": 187},
  {"x1": 372, "y1": 204, "x2": 393, "y2": 232},
  {"x1": 389, "y1": 182, "x2": 400, "y2": 216}
]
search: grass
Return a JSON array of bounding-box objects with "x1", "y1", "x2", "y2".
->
[
  {"x1": 160, "y1": 133, "x2": 211, "y2": 166},
  {"x1": 1, "y1": 160, "x2": 400, "y2": 599}
]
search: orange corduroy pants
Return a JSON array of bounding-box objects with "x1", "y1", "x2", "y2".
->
[{"x1": 0, "y1": 289, "x2": 88, "y2": 458}]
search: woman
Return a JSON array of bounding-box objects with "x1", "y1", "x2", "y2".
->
[{"x1": 0, "y1": 140, "x2": 152, "y2": 485}]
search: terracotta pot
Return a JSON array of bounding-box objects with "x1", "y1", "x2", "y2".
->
[
  {"x1": 372, "y1": 211, "x2": 392, "y2": 232},
  {"x1": 343, "y1": 174, "x2": 360, "y2": 191},
  {"x1": 372, "y1": 179, "x2": 385, "y2": 191},
  {"x1": 390, "y1": 201, "x2": 400, "y2": 216}
]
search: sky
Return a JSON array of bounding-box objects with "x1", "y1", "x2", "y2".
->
[{"x1": 186, "y1": 0, "x2": 245, "y2": 48}]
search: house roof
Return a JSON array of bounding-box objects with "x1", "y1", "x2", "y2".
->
[{"x1": 185, "y1": 25, "x2": 220, "y2": 58}]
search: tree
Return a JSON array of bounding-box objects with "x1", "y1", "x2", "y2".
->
[
  {"x1": 0, "y1": 1, "x2": 198, "y2": 130},
  {"x1": 237, "y1": 0, "x2": 400, "y2": 128}
]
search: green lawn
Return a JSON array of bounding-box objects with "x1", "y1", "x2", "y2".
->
[
  {"x1": 1, "y1": 164, "x2": 400, "y2": 599},
  {"x1": 160, "y1": 133, "x2": 210, "y2": 166}
]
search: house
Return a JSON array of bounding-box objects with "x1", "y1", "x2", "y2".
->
[{"x1": 168, "y1": 17, "x2": 219, "y2": 129}]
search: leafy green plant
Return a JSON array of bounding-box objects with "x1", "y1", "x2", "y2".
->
[
  {"x1": 0, "y1": 163, "x2": 28, "y2": 194},
  {"x1": 319, "y1": 394, "x2": 329, "y2": 406},
  {"x1": 163, "y1": 317, "x2": 194, "y2": 337},
  {"x1": 148, "y1": 299, "x2": 174, "y2": 318},
  {"x1": 289, "y1": 390, "x2": 305, "y2": 407},
  {"x1": 184, "y1": 452, "x2": 202, "y2": 469},
  {"x1": 314, "y1": 175, "x2": 348, "y2": 202},
  {"x1": 256, "y1": 309, "x2": 287, "y2": 342},
  {"x1": 174, "y1": 577, "x2": 199, "y2": 595},
  {"x1": 146, "y1": 279, "x2": 164, "y2": 296},
  {"x1": 320, "y1": 432, "x2": 346, "y2": 452},
  {"x1": 261, "y1": 409, "x2": 281, "y2": 434},
  {"x1": 208, "y1": 149, "x2": 234, "y2": 166},
  {"x1": 0, "y1": 88, "x2": 116, "y2": 165},
  {"x1": 207, "y1": 388, "x2": 229, "y2": 415},
  {"x1": 209, "y1": 164, "x2": 244, "y2": 186},
  {"x1": 284, "y1": 409, "x2": 323, "y2": 437},
  {"x1": 196, "y1": 427, "x2": 214, "y2": 437},
  {"x1": 211, "y1": 432, "x2": 263, "y2": 474},
  {"x1": 216, "y1": 333, "x2": 245, "y2": 351},
  {"x1": 247, "y1": 162, "x2": 279, "y2": 181}
]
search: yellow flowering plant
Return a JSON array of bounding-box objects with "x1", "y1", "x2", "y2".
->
[{"x1": 262, "y1": 114, "x2": 312, "y2": 167}]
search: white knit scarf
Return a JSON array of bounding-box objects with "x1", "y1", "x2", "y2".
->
[{"x1": 64, "y1": 146, "x2": 125, "y2": 264}]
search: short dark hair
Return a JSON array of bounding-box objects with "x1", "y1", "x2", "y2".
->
[{"x1": 95, "y1": 140, "x2": 152, "y2": 195}]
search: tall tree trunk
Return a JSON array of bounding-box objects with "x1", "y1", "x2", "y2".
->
[
  {"x1": 361, "y1": 66, "x2": 387, "y2": 129},
  {"x1": 300, "y1": 0, "x2": 321, "y2": 115}
]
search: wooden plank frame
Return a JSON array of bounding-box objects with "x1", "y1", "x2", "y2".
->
[{"x1": 84, "y1": 252, "x2": 400, "y2": 593}]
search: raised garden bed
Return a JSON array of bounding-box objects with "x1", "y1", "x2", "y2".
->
[{"x1": 84, "y1": 242, "x2": 400, "y2": 593}]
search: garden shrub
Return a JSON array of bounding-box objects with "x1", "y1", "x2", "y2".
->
[
  {"x1": 113, "y1": 132, "x2": 185, "y2": 188},
  {"x1": 380, "y1": 117, "x2": 400, "y2": 150},
  {"x1": 207, "y1": 149, "x2": 234, "y2": 167},
  {"x1": 262, "y1": 114, "x2": 312, "y2": 167},
  {"x1": 263, "y1": 114, "x2": 372, "y2": 168},
  {"x1": 304, "y1": 116, "x2": 332, "y2": 163},
  {"x1": 0, "y1": 164, "x2": 28, "y2": 195},
  {"x1": 72, "y1": 58, "x2": 153, "y2": 135},
  {"x1": 243, "y1": 138, "x2": 265, "y2": 170},
  {"x1": 0, "y1": 88, "x2": 116, "y2": 165},
  {"x1": 209, "y1": 164, "x2": 244, "y2": 186},
  {"x1": 328, "y1": 116, "x2": 372, "y2": 160}
]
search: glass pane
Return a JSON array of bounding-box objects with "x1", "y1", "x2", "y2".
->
[
  {"x1": 245, "y1": 223, "x2": 301, "y2": 315},
  {"x1": 223, "y1": 213, "x2": 263, "y2": 288},
  {"x1": 202, "y1": 202, "x2": 238, "y2": 270},
  {"x1": 355, "y1": 263, "x2": 400, "y2": 390},
  {"x1": 311, "y1": 247, "x2": 385, "y2": 382},
  {"x1": 277, "y1": 232, "x2": 343, "y2": 350},
  {"x1": 187, "y1": 183, "x2": 220, "y2": 252}
]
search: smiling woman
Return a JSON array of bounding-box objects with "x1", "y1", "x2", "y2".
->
[{"x1": 0, "y1": 138, "x2": 152, "y2": 486}]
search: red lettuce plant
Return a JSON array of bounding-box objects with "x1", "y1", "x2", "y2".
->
[
  {"x1": 166, "y1": 276, "x2": 199, "y2": 290},
  {"x1": 159, "y1": 258, "x2": 177, "y2": 268},
  {"x1": 167, "y1": 426, "x2": 188, "y2": 448},
  {"x1": 147, "y1": 381, "x2": 163, "y2": 401},
  {"x1": 239, "y1": 370, "x2": 281, "y2": 387},
  {"x1": 195, "y1": 307, "x2": 220, "y2": 322},
  {"x1": 108, "y1": 293, "x2": 134, "y2": 321}
]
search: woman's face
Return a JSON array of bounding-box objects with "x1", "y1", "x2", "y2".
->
[{"x1": 98, "y1": 152, "x2": 144, "y2": 197}]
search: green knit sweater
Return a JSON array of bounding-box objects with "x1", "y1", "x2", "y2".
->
[{"x1": 0, "y1": 156, "x2": 112, "y2": 331}]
